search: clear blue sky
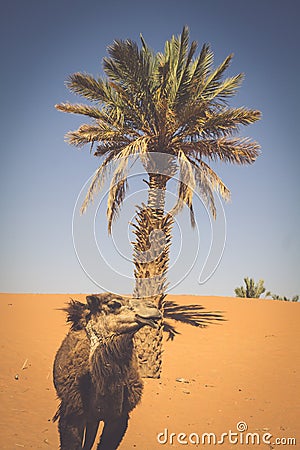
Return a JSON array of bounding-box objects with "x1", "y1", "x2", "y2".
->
[{"x1": 1, "y1": 0, "x2": 299, "y2": 297}]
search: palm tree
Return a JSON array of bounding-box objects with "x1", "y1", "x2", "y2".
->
[
  {"x1": 235, "y1": 277, "x2": 271, "y2": 298},
  {"x1": 271, "y1": 294, "x2": 299, "y2": 302},
  {"x1": 56, "y1": 26, "x2": 261, "y2": 377}
]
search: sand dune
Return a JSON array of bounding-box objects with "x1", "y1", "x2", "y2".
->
[{"x1": 0, "y1": 293, "x2": 299, "y2": 449}]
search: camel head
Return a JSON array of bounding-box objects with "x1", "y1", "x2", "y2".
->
[{"x1": 64, "y1": 293, "x2": 162, "y2": 340}]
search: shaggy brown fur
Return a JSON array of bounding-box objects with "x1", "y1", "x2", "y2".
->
[{"x1": 53, "y1": 293, "x2": 161, "y2": 450}]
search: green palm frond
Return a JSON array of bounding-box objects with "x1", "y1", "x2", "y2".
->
[
  {"x1": 185, "y1": 137, "x2": 260, "y2": 165},
  {"x1": 217, "y1": 73, "x2": 245, "y2": 100},
  {"x1": 174, "y1": 43, "x2": 198, "y2": 110},
  {"x1": 65, "y1": 124, "x2": 126, "y2": 147},
  {"x1": 103, "y1": 38, "x2": 159, "y2": 128},
  {"x1": 55, "y1": 102, "x2": 104, "y2": 119},
  {"x1": 200, "y1": 53, "x2": 233, "y2": 97},
  {"x1": 56, "y1": 102, "x2": 138, "y2": 136},
  {"x1": 172, "y1": 26, "x2": 196, "y2": 107},
  {"x1": 175, "y1": 25, "x2": 190, "y2": 79},
  {"x1": 203, "y1": 73, "x2": 245, "y2": 103},
  {"x1": 104, "y1": 39, "x2": 148, "y2": 94},
  {"x1": 94, "y1": 141, "x2": 125, "y2": 158},
  {"x1": 190, "y1": 42, "x2": 214, "y2": 88},
  {"x1": 197, "y1": 107, "x2": 261, "y2": 138},
  {"x1": 65, "y1": 72, "x2": 110, "y2": 102}
]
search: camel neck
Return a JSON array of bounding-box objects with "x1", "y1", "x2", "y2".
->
[
  {"x1": 97, "y1": 333, "x2": 133, "y2": 364},
  {"x1": 89, "y1": 334, "x2": 134, "y2": 391}
]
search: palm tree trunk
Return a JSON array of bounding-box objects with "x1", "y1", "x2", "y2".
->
[{"x1": 133, "y1": 173, "x2": 174, "y2": 378}]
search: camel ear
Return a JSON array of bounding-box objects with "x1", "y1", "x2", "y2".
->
[{"x1": 86, "y1": 295, "x2": 101, "y2": 313}]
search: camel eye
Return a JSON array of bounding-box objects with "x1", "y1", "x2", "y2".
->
[{"x1": 108, "y1": 300, "x2": 122, "y2": 311}]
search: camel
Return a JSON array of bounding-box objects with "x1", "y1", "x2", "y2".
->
[{"x1": 53, "y1": 293, "x2": 161, "y2": 450}]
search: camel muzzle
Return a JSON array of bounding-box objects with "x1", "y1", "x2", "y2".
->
[
  {"x1": 135, "y1": 314, "x2": 161, "y2": 329},
  {"x1": 132, "y1": 300, "x2": 162, "y2": 329}
]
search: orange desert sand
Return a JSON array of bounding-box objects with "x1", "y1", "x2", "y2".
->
[{"x1": 0, "y1": 293, "x2": 299, "y2": 449}]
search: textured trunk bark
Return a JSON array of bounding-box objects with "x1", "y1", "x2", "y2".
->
[{"x1": 133, "y1": 172, "x2": 174, "y2": 378}]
